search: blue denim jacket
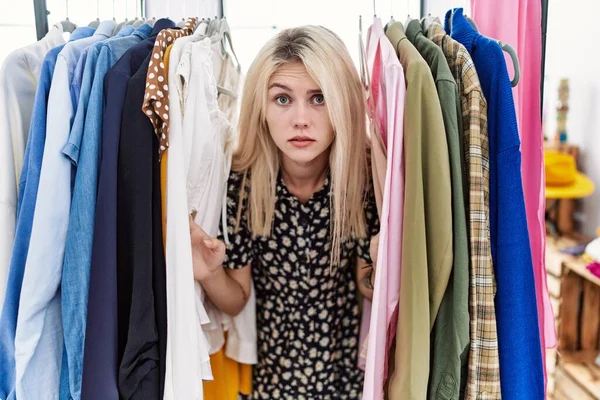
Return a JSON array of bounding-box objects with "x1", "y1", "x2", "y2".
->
[
  {"x1": 0, "y1": 27, "x2": 95, "y2": 400},
  {"x1": 60, "y1": 23, "x2": 152, "y2": 400}
]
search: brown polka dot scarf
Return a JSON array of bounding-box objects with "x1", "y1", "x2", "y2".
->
[{"x1": 142, "y1": 17, "x2": 198, "y2": 159}]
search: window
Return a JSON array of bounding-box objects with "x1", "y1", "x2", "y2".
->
[
  {"x1": 224, "y1": 0, "x2": 421, "y2": 73},
  {"x1": 0, "y1": 0, "x2": 36, "y2": 65}
]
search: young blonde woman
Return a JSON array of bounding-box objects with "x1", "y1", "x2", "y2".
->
[{"x1": 191, "y1": 26, "x2": 379, "y2": 398}]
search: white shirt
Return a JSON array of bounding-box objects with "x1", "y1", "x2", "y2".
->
[
  {"x1": 163, "y1": 32, "x2": 213, "y2": 400},
  {"x1": 191, "y1": 36, "x2": 256, "y2": 365},
  {"x1": 0, "y1": 24, "x2": 64, "y2": 312}
]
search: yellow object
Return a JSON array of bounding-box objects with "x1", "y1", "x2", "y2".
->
[
  {"x1": 545, "y1": 150, "x2": 595, "y2": 199},
  {"x1": 203, "y1": 337, "x2": 253, "y2": 399}
]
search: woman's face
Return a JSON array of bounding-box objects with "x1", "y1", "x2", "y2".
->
[{"x1": 265, "y1": 62, "x2": 335, "y2": 165}]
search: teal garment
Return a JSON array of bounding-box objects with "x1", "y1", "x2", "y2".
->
[{"x1": 406, "y1": 19, "x2": 470, "y2": 400}]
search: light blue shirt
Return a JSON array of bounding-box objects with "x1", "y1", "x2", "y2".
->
[
  {"x1": 71, "y1": 25, "x2": 134, "y2": 108},
  {"x1": 0, "y1": 26, "x2": 95, "y2": 400},
  {"x1": 13, "y1": 20, "x2": 116, "y2": 400},
  {"x1": 60, "y1": 23, "x2": 152, "y2": 400}
]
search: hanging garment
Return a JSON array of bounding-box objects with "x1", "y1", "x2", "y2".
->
[
  {"x1": 406, "y1": 19, "x2": 470, "y2": 400},
  {"x1": 158, "y1": 34, "x2": 253, "y2": 400},
  {"x1": 60, "y1": 23, "x2": 153, "y2": 400},
  {"x1": 0, "y1": 24, "x2": 65, "y2": 312},
  {"x1": 216, "y1": 50, "x2": 242, "y2": 129},
  {"x1": 13, "y1": 20, "x2": 116, "y2": 400},
  {"x1": 448, "y1": 8, "x2": 544, "y2": 400},
  {"x1": 360, "y1": 17, "x2": 406, "y2": 400},
  {"x1": 190, "y1": 34, "x2": 257, "y2": 369},
  {"x1": 70, "y1": 25, "x2": 132, "y2": 110},
  {"x1": 204, "y1": 335, "x2": 253, "y2": 400},
  {"x1": 164, "y1": 37, "x2": 215, "y2": 400},
  {"x1": 471, "y1": 0, "x2": 555, "y2": 383},
  {"x1": 385, "y1": 22, "x2": 453, "y2": 400},
  {"x1": 81, "y1": 19, "x2": 176, "y2": 400},
  {"x1": 0, "y1": 26, "x2": 95, "y2": 400},
  {"x1": 142, "y1": 18, "x2": 197, "y2": 159},
  {"x1": 426, "y1": 17, "x2": 500, "y2": 399},
  {"x1": 151, "y1": 20, "x2": 213, "y2": 400},
  {"x1": 116, "y1": 52, "x2": 165, "y2": 400}
]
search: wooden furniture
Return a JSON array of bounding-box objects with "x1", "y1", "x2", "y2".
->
[
  {"x1": 547, "y1": 235, "x2": 600, "y2": 399},
  {"x1": 544, "y1": 142, "x2": 581, "y2": 235}
]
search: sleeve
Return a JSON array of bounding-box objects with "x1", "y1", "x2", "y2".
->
[
  {"x1": 356, "y1": 181, "x2": 380, "y2": 264},
  {"x1": 218, "y1": 171, "x2": 254, "y2": 269}
]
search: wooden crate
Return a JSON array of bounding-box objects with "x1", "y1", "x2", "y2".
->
[{"x1": 554, "y1": 243, "x2": 600, "y2": 399}]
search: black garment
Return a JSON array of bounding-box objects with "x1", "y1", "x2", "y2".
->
[
  {"x1": 116, "y1": 52, "x2": 166, "y2": 400},
  {"x1": 219, "y1": 171, "x2": 379, "y2": 399},
  {"x1": 82, "y1": 19, "x2": 175, "y2": 400}
]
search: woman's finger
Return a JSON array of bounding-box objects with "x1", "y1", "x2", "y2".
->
[{"x1": 203, "y1": 239, "x2": 217, "y2": 249}]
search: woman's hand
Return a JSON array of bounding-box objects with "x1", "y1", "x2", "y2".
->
[
  {"x1": 190, "y1": 215, "x2": 226, "y2": 282},
  {"x1": 369, "y1": 233, "x2": 379, "y2": 269}
]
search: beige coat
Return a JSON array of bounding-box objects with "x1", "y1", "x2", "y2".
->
[{"x1": 385, "y1": 21, "x2": 453, "y2": 400}]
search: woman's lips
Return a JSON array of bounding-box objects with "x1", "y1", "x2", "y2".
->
[{"x1": 289, "y1": 136, "x2": 315, "y2": 148}]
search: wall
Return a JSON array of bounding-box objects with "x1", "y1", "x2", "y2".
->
[
  {"x1": 543, "y1": 0, "x2": 600, "y2": 237},
  {"x1": 0, "y1": 1, "x2": 36, "y2": 64},
  {"x1": 223, "y1": 0, "x2": 422, "y2": 73},
  {"x1": 145, "y1": 0, "x2": 221, "y2": 22}
]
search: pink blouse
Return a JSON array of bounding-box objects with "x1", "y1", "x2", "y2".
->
[{"x1": 360, "y1": 17, "x2": 406, "y2": 400}]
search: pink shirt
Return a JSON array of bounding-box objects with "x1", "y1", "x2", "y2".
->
[
  {"x1": 360, "y1": 17, "x2": 406, "y2": 400},
  {"x1": 471, "y1": 0, "x2": 555, "y2": 386}
]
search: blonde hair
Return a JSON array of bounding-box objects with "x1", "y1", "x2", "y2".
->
[{"x1": 233, "y1": 25, "x2": 369, "y2": 266}]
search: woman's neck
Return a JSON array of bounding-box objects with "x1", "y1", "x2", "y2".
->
[{"x1": 280, "y1": 151, "x2": 329, "y2": 203}]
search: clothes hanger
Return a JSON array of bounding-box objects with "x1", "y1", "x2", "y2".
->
[
  {"x1": 498, "y1": 41, "x2": 521, "y2": 87},
  {"x1": 213, "y1": 18, "x2": 240, "y2": 98},
  {"x1": 466, "y1": 16, "x2": 479, "y2": 31},
  {"x1": 457, "y1": 10, "x2": 520, "y2": 87},
  {"x1": 123, "y1": 2, "x2": 135, "y2": 26},
  {"x1": 110, "y1": 0, "x2": 126, "y2": 35},
  {"x1": 208, "y1": 16, "x2": 220, "y2": 36},
  {"x1": 358, "y1": 15, "x2": 371, "y2": 95},
  {"x1": 195, "y1": 18, "x2": 209, "y2": 35},
  {"x1": 59, "y1": 0, "x2": 77, "y2": 33},
  {"x1": 217, "y1": 19, "x2": 240, "y2": 68},
  {"x1": 421, "y1": 3, "x2": 435, "y2": 32},
  {"x1": 200, "y1": 17, "x2": 207, "y2": 30},
  {"x1": 60, "y1": 19, "x2": 77, "y2": 33},
  {"x1": 133, "y1": 0, "x2": 145, "y2": 27},
  {"x1": 89, "y1": 0, "x2": 100, "y2": 28},
  {"x1": 404, "y1": 0, "x2": 413, "y2": 27}
]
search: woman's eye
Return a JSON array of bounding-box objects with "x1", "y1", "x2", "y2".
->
[
  {"x1": 276, "y1": 95, "x2": 290, "y2": 105},
  {"x1": 312, "y1": 94, "x2": 325, "y2": 105}
]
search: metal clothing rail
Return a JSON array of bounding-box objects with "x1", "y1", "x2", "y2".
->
[
  {"x1": 418, "y1": 0, "x2": 548, "y2": 116},
  {"x1": 33, "y1": 0, "x2": 49, "y2": 41},
  {"x1": 32, "y1": 0, "x2": 147, "y2": 40}
]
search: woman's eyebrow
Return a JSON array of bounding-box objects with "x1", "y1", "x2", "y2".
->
[
  {"x1": 306, "y1": 89, "x2": 322, "y2": 95},
  {"x1": 268, "y1": 83, "x2": 292, "y2": 91}
]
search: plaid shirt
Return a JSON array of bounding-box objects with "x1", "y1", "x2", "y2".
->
[{"x1": 427, "y1": 18, "x2": 501, "y2": 399}]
